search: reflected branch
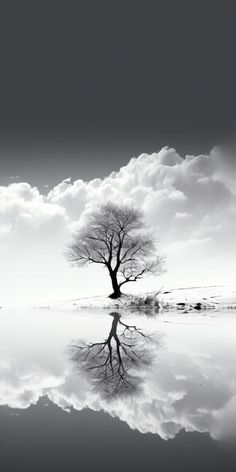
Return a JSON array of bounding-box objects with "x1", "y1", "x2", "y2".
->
[{"x1": 69, "y1": 312, "x2": 159, "y2": 400}]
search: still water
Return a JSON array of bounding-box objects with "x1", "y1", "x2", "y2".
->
[{"x1": 0, "y1": 307, "x2": 236, "y2": 471}]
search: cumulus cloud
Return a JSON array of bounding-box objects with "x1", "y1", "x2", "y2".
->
[{"x1": 0, "y1": 147, "x2": 235, "y2": 303}]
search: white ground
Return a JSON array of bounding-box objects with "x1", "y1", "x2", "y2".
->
[{"x1": 35, "y1": 285, "x2": 236, "y2": 312}]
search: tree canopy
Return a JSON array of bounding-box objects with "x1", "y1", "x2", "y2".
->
[{"x1": 67, "y1": 202, "x2": 164, "y2": 298}]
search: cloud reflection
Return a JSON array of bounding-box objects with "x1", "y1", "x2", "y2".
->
[{"x1": 0, "y1": 309, "x2": 236, "y2": 442}]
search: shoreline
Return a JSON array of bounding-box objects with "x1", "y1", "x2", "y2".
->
[{"x1": 31, "y1": 285, "x2": 236, "y2": 313}]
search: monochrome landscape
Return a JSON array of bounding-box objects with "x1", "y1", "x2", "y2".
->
[{"x1": 0, "y1": 2, "x2": 235, "y2": 471}]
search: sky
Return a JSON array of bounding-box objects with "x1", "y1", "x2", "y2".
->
[{"x1": 0, "y1": 2, "x2": 235, "y2": 304}]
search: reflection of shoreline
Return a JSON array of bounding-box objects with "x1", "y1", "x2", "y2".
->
[{"x1": 69, "y1": 312, "x2": 158, "y2": 399}]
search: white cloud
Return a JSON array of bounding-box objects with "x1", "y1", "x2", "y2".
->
[
  {"x1": 175, "y1": 212, "x2": 191, "y2": 219},
  {"x1": 0, "y1": 147, "x2": 235, "y2": 303}
]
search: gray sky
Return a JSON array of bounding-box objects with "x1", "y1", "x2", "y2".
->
[
  {"x1": 0, "y1": 2, "x2": 235, "y2": 304},
  {"x1": 0, "y1": 1, "x2": 235, "y2": 189}
]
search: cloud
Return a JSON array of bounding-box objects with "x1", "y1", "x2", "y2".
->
[
  {"x1": 0, "y1": 147, "x2": 235, "y2": 302},
  {"x1": 45, "y1": 147, "x2": 235, "y2": 253},
  {"x1": 174, "y1": 212, "x2": 191, "y2": 219}
]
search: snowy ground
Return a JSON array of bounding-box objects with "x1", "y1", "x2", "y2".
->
[
  {"x1": 157, "y1": 285, "x2": 236, "y2": 312},
  {"x1": 35, "y1": 285, "x2": 236, "y2": 313}
]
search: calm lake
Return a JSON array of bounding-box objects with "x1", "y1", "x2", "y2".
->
[{"x1": 0, "y1": 307, "x2": 236, "y2": 471}]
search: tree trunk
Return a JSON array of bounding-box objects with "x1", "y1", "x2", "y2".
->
[{"x1": 109, "y1": 270, "x2": 122, "y2": 299}]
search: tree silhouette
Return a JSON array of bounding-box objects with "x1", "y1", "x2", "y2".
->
[
  {"x1": 67, "y1": 202, "x2": 164, "y2": 298},
  {"x1": 69, "y1": 312, "x2": 158, "y2": 400}
]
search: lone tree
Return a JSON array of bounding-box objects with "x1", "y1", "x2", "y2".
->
[{"x1": 67, "y1": 202, "x2": 164, "y2": 299}]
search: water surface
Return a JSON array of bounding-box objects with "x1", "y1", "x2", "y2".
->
[{"x1": 0, "y1": 307, "x2": 236, "y2": 471}]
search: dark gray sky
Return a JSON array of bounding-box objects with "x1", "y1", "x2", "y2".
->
[{"x1": 0, "y1": 1, "x2": 235, "y2": 189}]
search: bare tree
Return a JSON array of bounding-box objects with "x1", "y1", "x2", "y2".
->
[
  {"x1": 67, "y1": 202, "x2": 164, "y2": 298},
  {"x1": 69, "y1": 312, "x2": 158, "y2": 400}
]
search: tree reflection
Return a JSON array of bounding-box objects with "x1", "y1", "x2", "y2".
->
[{"x1": 70, "y1": 312, "x2": 158, "y2": 400}]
